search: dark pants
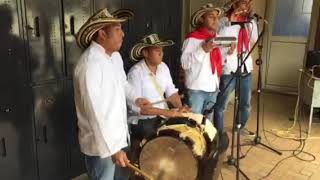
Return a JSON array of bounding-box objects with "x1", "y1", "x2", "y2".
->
[
  {"x1": 129, "y1": 117, "x2": 163, "y2": 164},
  {"x1": 130, "y1": 117, "x2": 163, "y2": 141},
  {"x1": 200, "y1": 132, "x2": 229, "y2": 180}
]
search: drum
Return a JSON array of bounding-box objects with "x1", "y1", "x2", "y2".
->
[{"x1": 138, "y1": 116, "x2": 218, "y2": 180}]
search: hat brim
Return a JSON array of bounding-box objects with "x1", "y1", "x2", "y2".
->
[
  {"x1": 130, "y1": 40, "x2": 174, "y2": 62},
  {"x1": 76, "y1": 18, "x2": 127, "y2": 49},
  {"x1": 191, "y1": 8, "x2": 222, "y2": 28},
  {"x1": 76, "y1": 9, "x2": 134, "y2": 49}
]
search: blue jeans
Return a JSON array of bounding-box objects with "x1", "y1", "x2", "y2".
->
[
  {"x1": 214, "y1": 73, "x2": 252, "y2": 133},
  {"x1": 188, "y1": 89, "x2": 218, "y2": 122},
  {"x1": 85, "y1": 149, "x2": 130, "y2": 180}
]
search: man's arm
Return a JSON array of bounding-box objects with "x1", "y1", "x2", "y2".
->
[
  {"x1": 166, "y1": 92, "x2": 183, "y2": 108},
  {"x1": 181, "y1": 38, "x2": 209, "y2": 70},
  {"x1": 81, "y1": 63, "x2": 115, "y2": 155},
  {"x1": 139, "y1": 105, "x2": 184, "y2": 118},
  {"x1": 249, "y1": 19, "x2": 259, "y2": 44}
]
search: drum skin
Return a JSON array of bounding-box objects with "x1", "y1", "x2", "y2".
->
[
  {"x1": 157, "y1": 124, "x2": 207, "y2": 157},
  {"x1": 138, "y1": 118, "x2": 219, "y2": 180},
  {"x1": 139, "y1": 136, "x2": 198, "y2": 180}
]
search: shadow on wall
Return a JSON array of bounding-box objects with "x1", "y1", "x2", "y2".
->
[{"x1": 0, "y1": 4, "x2": 38, "y2": 179}]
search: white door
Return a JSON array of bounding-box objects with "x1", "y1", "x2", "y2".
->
[{"x1": 264, "y1": 0, "x2": 314, "y2": 93}]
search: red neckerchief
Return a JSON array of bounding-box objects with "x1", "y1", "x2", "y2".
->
[
  {"x1": 235, "y1": 16, "x2": 249, "y2": 55},
  {"x1": 186, "y1": 27, "x2": 222, "y2": 77}
]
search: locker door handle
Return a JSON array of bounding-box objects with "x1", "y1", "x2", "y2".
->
[
  {"x1": 43, "y1": 126, "x2": 48, "y2": 143},
  {"x1": 34, "y1": 16, "x2": 40, "y2": 37},
  {"x1": 36, "y1": 126, "x2": 48, "y2": 143},
  {"x1": 1, "y1": 138, "x2": 6, "y2": 157},
  {"x1": 70, "y1": 16, "x2": 75, "y2": 35},
  {"x1": 1, "y1": 107, "x2": 12, "y2": 113}
]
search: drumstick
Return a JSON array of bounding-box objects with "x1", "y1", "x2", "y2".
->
[
  {"x1": 151, "y1": 94, "x2": 184, "y2": 106},
  {"x1": 126, "y1": 163, "x2": 154, "y2": 180}
]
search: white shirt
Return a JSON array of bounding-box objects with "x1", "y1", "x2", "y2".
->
[
  {"x1": 127, "y1": 60, "x2": 178, "y2": 124},
  {"x1": 181, "y1": 38, "x2": 220, "y2": 92},
  {"x1": 73, "y1": 42, "x2": 136, "y2": 158},
  {"x1": 219, "y1": 18, "x2": 258, "y2": 74}
]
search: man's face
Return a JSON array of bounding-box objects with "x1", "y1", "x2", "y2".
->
[
  {"x1": 201, "y1": 10, "x2": 220, "y2": 32},
  {"x1": 237, "y1": 0, "x2": 250, "y2": 11},
  {"x1": 143, "y1": 46, "x2": 164, "y2": 65},
  {"x1": 102, "y1": 23, "x2": 124, "y2": 52}
]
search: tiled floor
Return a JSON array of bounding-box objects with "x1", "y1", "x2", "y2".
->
[
  {"x1": 220, "y1": 92, "x2": 320, "y2": 180},
  {"x1": 74, "y1": 92, "x2": 320, "y2": 180}
]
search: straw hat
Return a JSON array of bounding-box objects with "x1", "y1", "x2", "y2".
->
[
  {"x1": 129, "y1": 33, "x2": 174, "y2": 62},
  {"x1": 76, "y1": 8, "x2": 134, "y2": 49},
  {"x1": 190, "y1": 3, "x2": 222, "y2": 28}
]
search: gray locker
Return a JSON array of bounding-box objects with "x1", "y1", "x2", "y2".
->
[
  {"x1": 94, "y1": 0, "x2": 122, "y2": 12},
  {"x1": 121, "y1": 0, "x2": 162, "y2": 71},
  {"x1": 0, "y1": 2, "x2": 37, "y2": 180},
  {"x1": 63, "y1": 0, "x2": 93, "y2": 77},
  {"x1": 24, "y1": 0, "x2": 65, "y2": 83},
  {"x1": 65, "y1": 80, "x2": 86, "y2": 178},
  {"x1": 33, "y1": 83, "x2": 69, "y2": 180}
]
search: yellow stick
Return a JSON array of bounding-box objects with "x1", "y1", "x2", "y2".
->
[{"x1": 126, "y1": 163, "x2": 154, "y2": 180}]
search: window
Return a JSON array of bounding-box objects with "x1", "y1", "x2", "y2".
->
[{"x1": 272, "y1": 0, "x2": 313, "y2": 37}]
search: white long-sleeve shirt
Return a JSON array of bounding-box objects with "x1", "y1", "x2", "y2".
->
[
  {"x1": 219, "y1": 18, "x2": 258, "y2": 74},
  {"x1": 181, "y1": 38, "x2": 220, "y2": 92},
  {"x1": 127, "y1": 60, "x2": 178, "y2": 124},
  {"x1": 73, "y1": 42, "x2": 136, "y2": 158}
]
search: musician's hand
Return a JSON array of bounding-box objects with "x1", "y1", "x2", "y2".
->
[
  {"x1": 202, "y1": 41, "x2": 218, "y2": 53},
  {"x1": 177, "y1": 105, "x2": 192, "y2": 113},
  {"x1": 228, "y1": 43, "x2": 237, "y2": 55},
  {"x1": 166, "y1": 109, "x2": 184, "y2": 118},
  {"x1": 135, "y1": 98, "x2": 151, "y2": 108},
  {"x1": 112, "y1": 150, "x2": 129, "y2": 167}
]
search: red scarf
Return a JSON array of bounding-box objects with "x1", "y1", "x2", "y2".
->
[
  {"x1": 235, "y1": 16, "x2": 249, "y2": 55},
  {"x1": 186, "y1": 27, "x2": 222, "y2": 77}
]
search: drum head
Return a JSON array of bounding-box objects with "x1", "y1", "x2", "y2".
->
[{"x1": 139, "y1": 136, "x2": 198, "y2": 180}]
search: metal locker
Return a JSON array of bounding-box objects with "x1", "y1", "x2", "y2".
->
[
  {"x1": 0, "y1": 2, "x2": 37, "y2": 180},
  {"x1": 94, "y1": 0, "x2": 122, "y2": 12},
  {"x1": 121, "y1": 0, "x2": 150, "y2": 72},
  {"x1": 147, "y1": 0, "x2": 165, "y2": 36},
  {"x1": 24, "y1": 0, "x2": 65, "y2": 83},
  {"x1": 162, "y1": 0, "x2": 183, "y2": 85},
  {"x1": 150, "y1": 0, "x2": 171, "y2": 66},
  {"x1": 33, "y1": 83, "x2": 69, "y2": 180},
  {"x1": 64, "y1": 80, "x2": 86, "y2": 178},
  {"x1": 63, "y1": 0, "x2": 93, "y2": 77},
  {"x1": 0, "y1": 87, "x2": 36, "y2": 180}
]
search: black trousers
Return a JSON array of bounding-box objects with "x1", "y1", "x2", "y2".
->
[
  {"x1": 200, "y1": 132, "x2": 229, "y2": 180},
  {"x1": 130, "y1": 117, "x2": 163, "y2": 141}
]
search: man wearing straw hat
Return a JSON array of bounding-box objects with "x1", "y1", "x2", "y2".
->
[
  {"x1": 214, "y1": 0, "x2": 258, "y2": 135},
  {"x1": 127, "y1": 33, "x2": 190, "y2": 141},
  {"x1": 181, "y1": 4, "x2": 223, "y2": 122},
  {"x1": 73, "y1": 8, "x2": 148, "y2": 180}
]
